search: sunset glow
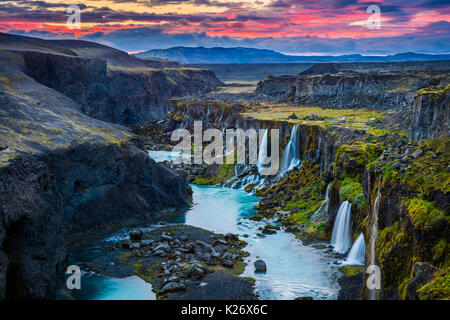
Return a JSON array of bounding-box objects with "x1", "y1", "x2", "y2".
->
[{"x1": 1, "y1": 0, "x2": 449, "y2": 54}]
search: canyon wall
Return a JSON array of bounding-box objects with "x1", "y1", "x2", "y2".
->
[
  {"x1": 256, "y1": 68, "x2": 449, "y2": 110},
  {"x1": 409, "y1": 85, "x2": 450, "y2": 140},
  {"x1": 0, "y1": 45, "x2": 191, "y2": 298},
  {"x1": 21, "y1": 51, "x2": 222, "y2": 125},
  {"x1": 164, "y1": 93, "x2": 449, "y2": 300}
]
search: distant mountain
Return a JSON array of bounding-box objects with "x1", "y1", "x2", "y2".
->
[{"x1": 135, "y1": 46, "x2": 450, "y2": 64}]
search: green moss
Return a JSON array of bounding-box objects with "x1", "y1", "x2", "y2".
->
[
  {"x1": 417, "y1": 268, "x2": 450, "y2": 300},
  {"x1": 334, "y1": 142, "x2": 383, "y2": 180},
  {"x1": 339, "y1": 266, "x2": 364, "y2": 276},
  {"x1": 376, "y1": 221, "x2": 413, "y2": 294},
  {"x1": 134, "y1": 261, "x2": 162, "y2": 294},
  {"x1": 416, "y1": 84, "x2": 450, "y2": 99},
  {"x1": 405, "y1": 198, "x2": 448, "y2": 232},
  {"x1": 339, "y1": 177, "x2": 365, "y2": 209},
  {"x1": 285, "y1": 198, "x2": 323, "y2": 225},
  {"x1": 432, "y1": 240, "x2": 447, "y2": 262},
  {"x1": 257, "y1": 161, "x2": 329, "y2": 241},
  {"x1": 401, "y1": 138, "x2": 449, "y2": 196},
  {"x1": 193, "y1": 163, "x2": 234, "y2": 185}
]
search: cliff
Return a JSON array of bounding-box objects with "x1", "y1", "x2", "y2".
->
[
  {"x1": 166, "y1": 97, "x2": 449, "y2": 299},
  {"x1": 256, "y1": 64, "x2": 450, "y2": 110},
  {"x1": 409, "y1": 85, "x2": 450, "y2": 140},
  {"x1": 0, "y1": 44, "x2": 191, "y2": 298},
  {"x1": 0, "y1": 33, "x2": 223, "y2": 125}
]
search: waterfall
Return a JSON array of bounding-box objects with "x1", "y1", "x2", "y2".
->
[
  {"x1": 369, "y1": 177, "x2": 381, "y2": 300},
  {"x1": 279, "y1": 124, "x2": 301, "y2": 175},
  {"x1": 257, "y1": 129, "x2": 268, "y2": 174},
  {"x1": 310, "y1": 182, "x2": 331, "y2": 222},
  {"x1": 316, "y1": 137, "x2": 322, "y2": 160},
  {"x1": 344, "y1": 233, "x2": 365, "y2": 265},
  {"x1": 331, "y1": 201, "x2": 352, "y2": 253}
]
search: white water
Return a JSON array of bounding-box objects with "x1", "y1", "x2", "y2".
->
[
  {"x1": 279, "y1": 124, "x2": 301, "y2": 175},
  {"x1": 310, "y1": 182, "x2": 331, "y2": 222},
  {"x1": 74, "y1": 150, "x2": 339, "y2": 300},
  {"x1": 369, "y1": 178, "x2": 381, "y2": 300},
  {"x1": 331, "y1": 201, "x2": 352, "y2": 253},
  {"x1": 257, "y1": 129, "x2": 269, "y2": 174},
  {"x1": 344, "y1": 233, "x2": 365, "y2": 266},
  {"x1": 180, "y1": 185, "x2": 339, "y2": 300}
]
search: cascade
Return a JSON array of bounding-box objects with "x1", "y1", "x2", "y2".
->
[
  {"x1": 344, "y1": 233, "x2": 365, "y2": 265},
  {"x1": 369, "y1": 177, "x2": 381, "y2": 300},
  {"x1": 257, "y1": 129, "x2": 269, "y2": 174},
  {"x1": 279, "y1": 124, "x2": 301, "y2": 175},
  {"x1": 331, "y1": 201, "x2": 352, "y2": 253},
  {"x1": 310, "y1": 182, "x2": 331, "y2": 222}
]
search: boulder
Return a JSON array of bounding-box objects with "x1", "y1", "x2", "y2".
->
[
  {"x1": 160, "y1": 281, "x2": 186, "y2": 294},
  {"x1": 222, "y1": 259, "x2": 234, "y2": 268},
  {"x1": 254, "y1": 260, "x2": 267, "y2": 272},
  {"x1": 405, "y1": 262, "x2": 437, "y2": 300},
  {"x1": 130, "y1": 229, "x2": 143, "y2": 241}
]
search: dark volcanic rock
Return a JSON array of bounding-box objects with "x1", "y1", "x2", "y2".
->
[
  {"x1": 254, "y1": 260, "x2": 267, "y2": 272},
  {"x1": 409, "y1": 86, "x2": 450, "y2": 140},
  {"x1": 0, "y1": 48, "x2": 190, "y2": 299},
  {"x1": 256, "y1": 69, "x2": 449, "y2": 110},
  {"x1": 167, "y1": 271, "x2": 257, "y2": 300},
  {"x1": 405, "y1": 262, "x2": 437, "y2": 300},
  {"x1": 337, "y1": 271, "x2": 363, "y2": 300}
]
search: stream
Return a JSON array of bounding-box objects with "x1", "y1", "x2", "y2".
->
[{"x1": 75, "y1": 151, "x2": 341, "y2": 300}]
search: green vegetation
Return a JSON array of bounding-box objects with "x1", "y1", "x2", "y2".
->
[
  {"x1": 416, "y1": 84, "x2": 450, "y2": 99},
  {"x1": 256, "y1": 161, "x2": 329, "y2": 241},
  {"x1": 339, "y1": 177, "x2": 365, "y2": 209},
  {"x1": 241, "y1": 104, "x2": 386, "y2": 134},
  {"x1": 194, "y1": 163, "x2": 235, "y2": 185},
  {"x1": 334, "y1": 142, "x2": 383, "y2": 180},
  {"x1": 405, "y1": 198, "x2": 448, "y2": 232},
  {"x1": 339, "y1": 266, "x2": 364, "y2": 276},
  {"x1": 417, "y1": 269, "x2": 450, "y2": 300}
]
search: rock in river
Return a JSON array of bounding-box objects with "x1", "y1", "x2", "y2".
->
[{"x1": 254, "y1": 260, "x2": 267, "y2": 272}]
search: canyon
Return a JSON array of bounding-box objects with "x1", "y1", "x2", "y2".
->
[{"x1": 0, "y1": 33, "x2": 448, "y2": 300}]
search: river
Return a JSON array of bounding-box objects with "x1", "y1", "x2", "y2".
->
[{"x1": 75, "y1": 151, "x2": 340, "y2": 300}]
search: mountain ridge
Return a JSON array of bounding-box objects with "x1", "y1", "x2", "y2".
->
[{"x1": 135, "y1": 46, "x2": 450, "y2": 64}]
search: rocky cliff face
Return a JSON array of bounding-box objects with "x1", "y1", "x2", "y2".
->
[
  {"x1": 20, "y1": 51, "x2": 222, "y2": 125},
  {"x1": 0, "y1": 47, "x2": 190, "y2": 299},
  {"x1": 256, "y1": 68, "x2": 449, "y2": 110},
  {"x1": 409, "y1": 85, "x2": 450, "y2": 140},
  {"x1": 138, "y1": 92, "x2": 449, "y2": 300}
]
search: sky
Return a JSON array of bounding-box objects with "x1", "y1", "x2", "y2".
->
[{"x1": 0, "y1": 0, "x2": 449, "y2": 55}]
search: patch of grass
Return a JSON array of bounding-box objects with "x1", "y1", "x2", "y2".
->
[
  {"x1": 194, "y1": 163, "x2": 234, "y2": 185},
  {"x1": 339, "y1": 177, "x2": 365, "y2": 209},
  {"x1": 241, "y1": 104, "x2": 386, "y2": 134},
  {"x1": 339, "y1": 266, "x2": 364, "y2": 276},
  {"x1": 405, "y1": 198, "x2": 448, "y2": 232}
]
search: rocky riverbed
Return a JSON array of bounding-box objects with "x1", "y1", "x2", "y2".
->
[{"x1": 70, "y1": 224, "x2": 257, "y2": 300}]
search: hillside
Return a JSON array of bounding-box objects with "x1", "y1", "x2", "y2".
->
[
  {"x1": 0, "y1": 33, "x2": 198, "y2": 299},
  {"x1": 0, "y1": 33, "x2": 223, "y2": 125}
]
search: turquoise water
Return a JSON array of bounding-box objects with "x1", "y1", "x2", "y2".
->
[
  {"x1": 75, "y1": 274, "x2": 155, "y2": 300},
  {"x1": 176, "y1": 185, "x2": 339, "y2": 300},
  {"x1": 76, "y1": 151, "x2": 340, "y2": 300}
]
